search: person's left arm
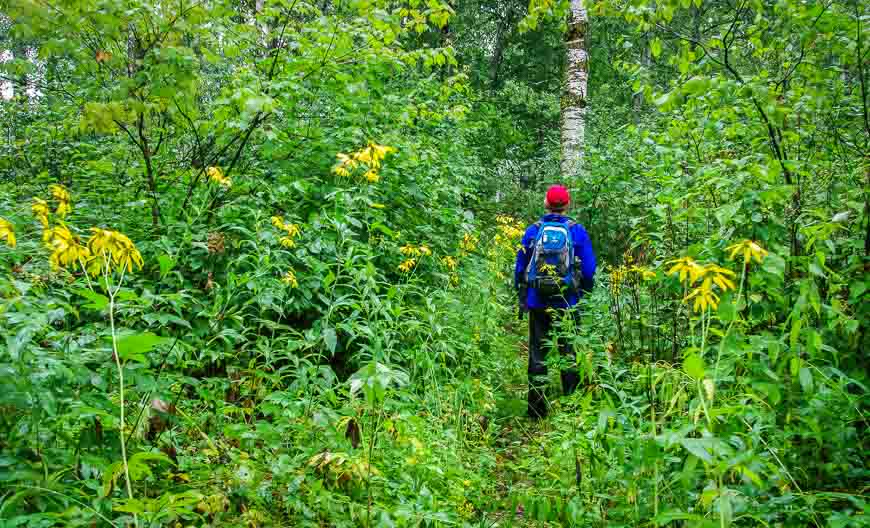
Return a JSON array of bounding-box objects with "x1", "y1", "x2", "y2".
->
[{"x1": 573, "y1": 224, "x2": 597, "y2": 293}]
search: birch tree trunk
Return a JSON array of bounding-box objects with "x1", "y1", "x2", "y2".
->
[{"x1": 561, "y1": 0, "x2": 588, "y2": 179}]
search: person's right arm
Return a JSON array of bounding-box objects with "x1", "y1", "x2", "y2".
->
[{"x1": 513, "y1": 225, "x2": 537, "y2": 289}]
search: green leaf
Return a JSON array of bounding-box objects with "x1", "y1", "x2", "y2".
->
[
  {"x1": 102, "y1": 461, "x2": 123, "y2": 497},
  {"x1": 371, "y1": 222, "x2": 394, "y2": 237},
  {"x1": 323, "y1": 328, "x2": 337, "y2": 354},
  {"x1": 719, "y1": 492, "x2": 733, "y2": 527},
  {"x1": 715, "y1": 201, "x2": 741, "y2": 226},
  {"x1": 799, "y1": 367, "x2": 813, "y2": 393},
  {"x1": 650, "y1": 37, "x2": 663, "y2": 58},
  {"x1": 7, "y1": 326, "x2": 35, "y2": 361},
  {"x1": 790, "y1": 356, "x2": 801, "y2": 377},
  {"x1": 682, "y1": 76, "x2": 708, "y2": 96},
  {"x1": 116, "y1": 332, "x2": 167, "y2": 363},
  {"x1": 789, "y1": 318, "x2": 802, "y2": 349},
  {"x1": 683, "y1": 353, "x2": 705, "y2": 380},
  {"x1": 157, "y1": 254, "x2": 176, "y2": 277},
  {"x1": 72, "y1": 288, "x2": 109, "y2": 311},
  {"x1": 680, "y1": 438, "x2": 713, "y2": 463},
  {"x1": 113, "y1": 498, "x2": 146, "y2": 514},
  {"x1": 762, "y1": 253, "x2": 785, "y2": 277}
]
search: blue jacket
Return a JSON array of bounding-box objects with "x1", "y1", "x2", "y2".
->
[{"x1": 513, "y1": 214, "x2": 597, "y2": 309}]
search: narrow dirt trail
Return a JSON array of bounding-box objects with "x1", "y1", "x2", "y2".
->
[{"x1": 476, "y1": 317, "x2": 580, "y2": 527}]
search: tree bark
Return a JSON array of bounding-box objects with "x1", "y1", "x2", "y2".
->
[
  {"x1": 490, "y1": 5, "x2": 512, "y2": 89},
  {"x1": 561, "y1": 0, "x2": 588, "y2": 180}
]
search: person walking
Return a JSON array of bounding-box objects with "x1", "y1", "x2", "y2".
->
[{"x1": 514, "y1": 185, "x2": 597, "y2": 419}]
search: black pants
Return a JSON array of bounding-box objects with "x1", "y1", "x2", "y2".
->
[{"x1": 528, "y1": 308, "x2": 580, "y2": 419}]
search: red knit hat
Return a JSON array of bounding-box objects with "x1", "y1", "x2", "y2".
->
[{"x1": 545, "y1": 185, "x2": 570, "y2": 209}]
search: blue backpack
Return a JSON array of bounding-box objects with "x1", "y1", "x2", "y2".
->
[{"x1": 524, "y1": 219, "x2": 577, "y2": 300}]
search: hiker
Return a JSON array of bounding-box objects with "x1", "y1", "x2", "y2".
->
[{"x1": 514, "y1": 185, "x2": 597, "y2": 419}]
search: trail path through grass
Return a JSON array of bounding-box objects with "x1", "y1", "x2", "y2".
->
[{"x1": 474, "y1": 316, "x2": 585, "y2": 527}]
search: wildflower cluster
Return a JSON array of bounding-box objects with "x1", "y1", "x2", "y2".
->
[
  {"x1": 398, "y1": 244, "x2": 431, "y2": 273},
  {"x1": 726, "y1": 239, "x2": 769, "y2": 264},
  {"x1": 281, "y1": 270, "x2": 298, "y2": 288},
  {"x1": 44, "y1": 225, "x2": 89, "y2": 269},
  {"x1": 400, "y1": 244, "x2": 431, "y2": 257},
  {"x1": 49, "y1": 184, "x2": 72, "y2": 217},
  {"x1": 271, "y1": 216, "x2": 302, "y2": 288},
  {"x1": 333, "y1": 142, "x2": 396, "y2": 183},
  {"x1": 0, "y1": 218, "x2": 15, "y2": 248},
  {"x1": 493, "y1": 215, "x2": 524, "y2": 253},
  {"x1": 609, "y1": 263, "x2": 656, "y2": 297},
  {"x1": 41, "y1": 225, "x2": 143, "y2": 275},
  {"x1": 207, "y1": 166, "x2": 231, "y2": 188},
  {"x1": 88, "y1": 228, "x2": 144, "y2": 274},
  {"x1": 32, "y1": 199, "x2": 50, "y2": 228},
  {"x1": 667, "y1": 257, "x2": 737, "y2": 312},
  {"x1": 459, "y1": 232, "x2": 478, "y2": 255},
  {"x1": 271, "y1": 215, "x2": 302, "y2": 249},
  {"x1": 27, "y1": 186, "x2": 143, "y2": 275},
  {"x1": 458, "y1": 501, "x2": 475, "y2": 519}
]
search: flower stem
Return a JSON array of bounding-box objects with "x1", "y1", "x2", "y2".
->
[
  {"x1": 713, "y1": 267, "x2": 747, "y2": 402},
  {"x1": 105, "y1": 259, "x2": 137, "y2": 528}
]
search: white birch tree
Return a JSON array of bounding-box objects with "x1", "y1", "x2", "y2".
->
[{"x1": 561, "y1": 0, "x2": 587, "y2": 180}]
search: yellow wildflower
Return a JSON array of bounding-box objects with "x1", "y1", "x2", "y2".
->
[
  {"x1": 49, "y1": 184, "x2": 72, "y2": 218},
  {"x1": 87, "y1": 228, "x2": 143, "y2": 273},
  {"x1": 363, "y1": 169, "x2": 380, "y2": 183},
  {"x1": 0, "y1": 218, "x2": 16, "y2": 248},
  {"x1": 540, "y1": 263, "x2": 558, "y2": 276},
  {"x1": 353, "y1": 147, "x2": 373, "y2": 166},
  {"x1": 704, "y1": 264, "x2": 737, "y2": 291},
  {"x1": 610, "y1": 266, "x2": 627, "y2": 296},
  {"x1": 460, "y1": 232, "x2": 478, "y2": 253},
  {"x1": 667, "y1": 256, "x2": 706, "y2": 285},
  {"x1": 333, "y1": 143, "x2": 395, "y2": 182},
  {"x1": 398, "y1": 258, "x2": 416, "y2": 272},
  {"x1": 370, "y1": 143, "x2": 397, "y2": 160},
  {"x1": 272, "y1": 218, "x2": 301, "y2": 249},
  {"x1": 284, "y1": 223, "x2": 301, "y2": 237},
  {"x1": 207, "y1": 166, "x2": 231, "y2": 188},
  {"x1": 336, "y1": 153, "x2": 356, "y2": 167},
  {"x1": 726, "y1": 240, "x2": 768, "y2": 265},
  {"x1": 87, "y1": 228, "x2": 114, "y2": 257},
  {"x1": 282, "y1": 270, "x2": 299, "y2": 288},
  {"x1": 684, "y1": 278, "x2": 720, "y2": 312},
  {"x1": 32, "y1": 198, "x2": 50, "y2": 228},
  {"x1": 629, "y1": 265, "x2": 656, "y2": 280},
  {"x1": 333, "y1": 153, "x2": 357, "y2": 177},
  {"x1": 495, "y1": 215, "x2": 513, "y2": 225},
  {"x1": 441, "y1": 255, "x2": 457, "y2": 270},
  {"x1": 400, "y1": 245, "x2": 421, "y2": 257},
  {"x1": 45, "y1": 224, "x2": 90, "y2": 270}
]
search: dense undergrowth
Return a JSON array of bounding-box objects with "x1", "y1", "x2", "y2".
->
[{"x1": 1, "y1": 0, "x2": 869, "y2": 526}]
